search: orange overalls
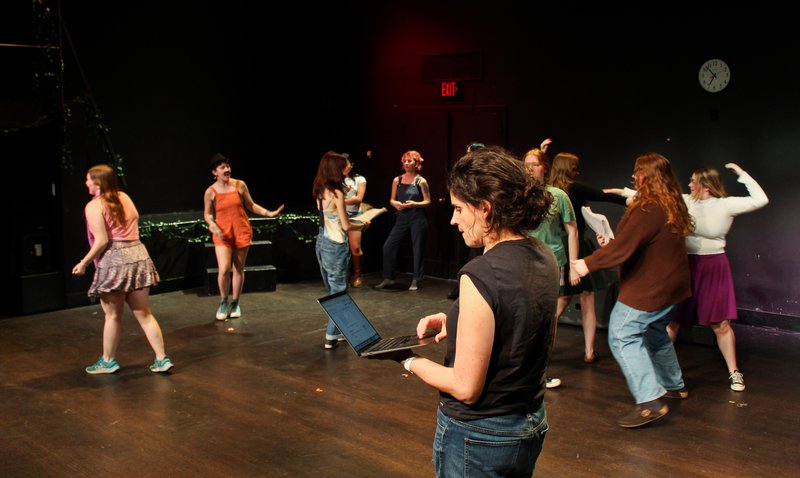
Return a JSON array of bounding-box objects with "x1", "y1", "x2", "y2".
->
[{"x1": 211, "y1": 179, "x2": 252, "y2": 249}]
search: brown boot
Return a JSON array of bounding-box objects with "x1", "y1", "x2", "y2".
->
[{"x1": 351, "y1": 254, "x2": 363, "y2": 287}]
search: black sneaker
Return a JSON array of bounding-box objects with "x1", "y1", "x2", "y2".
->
[{"x1": 324, "y1": 339, "x2": 339, "y2": 350}]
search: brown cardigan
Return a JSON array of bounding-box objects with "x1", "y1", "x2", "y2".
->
[{"x1": 584, "y1": 202, "x2": 690, "y2": 312}]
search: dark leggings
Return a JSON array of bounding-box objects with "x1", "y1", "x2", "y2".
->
[{"x1": 382, "y1": 211, "x2": 428, "y2": 280}]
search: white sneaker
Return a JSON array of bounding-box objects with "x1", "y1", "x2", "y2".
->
[
  {"x1": 729, "y1": 370, "x2": 745, "y2": 392},
  {"x1": 546, "y1": 377, "x2": 562, "y2": 389},
  {"x1": 409, "y1": 280, "x2": 419, "y2": 291}
]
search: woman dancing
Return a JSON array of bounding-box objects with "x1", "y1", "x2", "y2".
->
[
  {"x1": 204, "y1": 153, "x2": 284, "y2": 320},
  {"x1": 73, "y1": 165, "x2": 172, "y2": 374},
  {"x1": 667, "y1": 163, "x2": 768, "y2": 391},
  {"x1": 549, "y1": 151, "x2": 628, "y2": 364}
]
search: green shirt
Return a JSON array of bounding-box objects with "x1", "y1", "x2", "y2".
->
[{"x1": 525, "y1": 186, "x2": 575, "y2": 266}]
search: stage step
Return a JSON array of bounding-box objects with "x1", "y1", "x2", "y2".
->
[
  {"x1": 204, "y1": 240, "x2": 273, "y2": 269},
  {"x1": 205, "y1": 265, "x2": 277, "y2": 295}
]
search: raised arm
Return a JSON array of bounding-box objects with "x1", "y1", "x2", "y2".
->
[
  {"x1": 572, "y1": 182, "x2": 628, "y2": 206},
  {"x1": 239, "y1": 180, "x2": 285, "y2": 217},
  {"x1": 724, "y1": 163, "x2": 769, "y2": 215}
]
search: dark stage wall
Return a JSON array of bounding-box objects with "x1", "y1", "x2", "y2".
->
[{"x1": 3, "y1": 5, "x2": 797, "y2": 326}]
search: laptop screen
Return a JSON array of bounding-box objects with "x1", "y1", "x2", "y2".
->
[{"x1": 318, "y1": 292, "x2": 380, "y2": 351}]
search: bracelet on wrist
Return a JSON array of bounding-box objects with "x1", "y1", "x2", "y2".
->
[{"x1": 403, "y1": 356, "x2": 416, "y2": 373}]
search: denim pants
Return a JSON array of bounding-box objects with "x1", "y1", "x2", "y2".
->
[
  {"x1": 608, "y1": 301, "x2": 685, "y2": 403},
  {"x1": 433, "y1": 403, "x2": 548, "y2": 478},
  {"x1": 315, "y1": 232, "x2": 350, "y2": 338}
]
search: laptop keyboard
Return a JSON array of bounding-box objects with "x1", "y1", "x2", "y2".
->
[{"x1": 368, "y1": 335, "x2": 416, "y2": 352}]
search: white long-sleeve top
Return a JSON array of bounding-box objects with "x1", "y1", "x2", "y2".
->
[{"x1": 683, "y1": 172, "x2": 769, "y2": 255}]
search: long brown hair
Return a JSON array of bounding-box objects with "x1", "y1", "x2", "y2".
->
[
  {"x1": 88, "y1": 164, "x2": 127, "y2": 227},
  {"x1": 312, "y1": 151, "x2": 347, "y2": 199},
  {"x1": 691, "y1": 166, "x2": 728, "y2": 200},
  {"x1": 627, "y1": 153, "x2": 693, "y2": 236},
  {"x1": 549, "y1": 153, "x2": 579, "y2": 191}
]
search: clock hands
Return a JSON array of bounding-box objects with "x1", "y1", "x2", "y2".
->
[
  {"x1": 699, "y1": 59, "x2": 729, "y2": 92},
  {"x1": 704, "y1": 66, "x2": 717, "y2": 86}
]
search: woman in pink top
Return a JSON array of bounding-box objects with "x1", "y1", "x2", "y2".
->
[{"x1": 72, "y1": 164, "x2": 172, "y2": 374}]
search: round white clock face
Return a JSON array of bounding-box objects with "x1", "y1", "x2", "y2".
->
[{"x1": 699, "y1": 59, "x2": 730, "y2": 93}]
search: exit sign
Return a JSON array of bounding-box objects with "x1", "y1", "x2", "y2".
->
[{"x1": 440, "y1": 81, "x2": 463, "y2": 100}]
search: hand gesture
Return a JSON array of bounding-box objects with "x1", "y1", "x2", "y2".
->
[
  {"x1": 571, "y1": 259, "x2": 590, "y2": 278},
  {"x1": 417, "y1": 312, "x2": 447, "y2": 343},
  {"x1": 72, "y1": 261, "x2": 87, "y2": 276},
  {"x1": 569, "y1": 265, "x2": 581, "y2": 286},
  {"x1": 725, "y1": 163, "x2": 744, "y2": 176},
  {"x1": 265, "y1": 204, "x2": 285, "y2": 218},
  {"x1": 209, "y1": 223, "x2": 225, "y2": 240},
  {"x1": 540, "y1": 138, "x2": 553, "y2": 153}
]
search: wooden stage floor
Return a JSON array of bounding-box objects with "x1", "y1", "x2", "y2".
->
[{"x1": 2, "y1": 274, "x2": 799, "y2": 477}]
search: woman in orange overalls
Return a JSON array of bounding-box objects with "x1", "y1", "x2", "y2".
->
[{"x1": 204, "y1": 154, "x2": 284, "y2": 320}]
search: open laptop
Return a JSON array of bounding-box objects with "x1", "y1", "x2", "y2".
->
[{"x1": 317, "y1": 290, "x2": 434, "y2": 357}]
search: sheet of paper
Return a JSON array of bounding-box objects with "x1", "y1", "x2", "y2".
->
[
  {"x1": 350, "y1": 207, "x2": 387, "y2": 224},
  {"x1": 581, "y1": 206, "x2": 615, "y2": 240}
]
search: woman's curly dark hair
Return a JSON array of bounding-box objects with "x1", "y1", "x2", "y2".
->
[{"x1": 448, "y1": 146, "x2": 552, "y2": 236}]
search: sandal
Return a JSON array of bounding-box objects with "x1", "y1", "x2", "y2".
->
[{"x1": 583, "y1": 351, "x2": 600, "y2": 364}]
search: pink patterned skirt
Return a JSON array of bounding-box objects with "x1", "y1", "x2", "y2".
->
[
  {"x1": 88, "y1": 240, "x2": 160, "y2": 297},
  {"x1": 672, "y1": 253, "x2": 737, "y2": 326}
]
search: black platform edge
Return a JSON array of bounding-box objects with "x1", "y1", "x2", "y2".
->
[
  {"x1": 737, "y1": 309, "x2": 800, "y2": 333},
  {"x1": 204, "y1": 240, "x2": 273, "y2": 247},
  {"x1": 206, "y1": 265, "x2": 277, "y2": 273},
  {"x1": 205, "y1": 266, "x2": 277, "y2": 295}
]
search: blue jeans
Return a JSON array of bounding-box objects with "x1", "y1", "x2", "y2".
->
[
  {"x1": 315, "y1": 232, "x2": 350, "y2": 338},
  {"x1": 433, "y1": 403, "x2": 548, "y2": 478},
  {"x1": 608, "y1": 301, "x2": 685, "y2": 403}
]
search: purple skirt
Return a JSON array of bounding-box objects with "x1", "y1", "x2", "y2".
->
[
  {"x1": 88, "y1": 240, "x2": 160, "y2": 297},
  {"x1": 672, "y1": 253, "x2": 737, "y2": 326}
]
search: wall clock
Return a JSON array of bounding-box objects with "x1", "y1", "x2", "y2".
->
[{"x1": 699, "y1": 59, "x2": 730, "y2": 93}]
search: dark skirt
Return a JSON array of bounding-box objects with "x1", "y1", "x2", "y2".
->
[
  {"x1": 562, "y1": 230, "x2": 617, "y2": 296},
  {"x1": 672, "y1": 253, "x2": 737, "y2": 326},
  {"x1": 88, "y1": 240, "x2": 160, "y2": 297}
]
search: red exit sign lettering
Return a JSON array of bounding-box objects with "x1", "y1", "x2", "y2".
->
[{"x1": 440, "y1": 81, "x2": 463, "y2": 100}]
